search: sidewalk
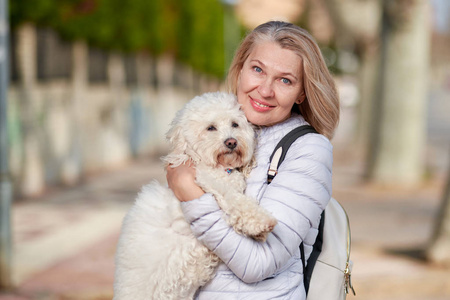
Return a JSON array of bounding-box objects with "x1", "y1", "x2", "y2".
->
[
  {"x1": 2, "y1": 156, "x2": 168, "y2": 300},
  {"x1": 1, "y1": 149, "x2": 450, "y2": 300}
]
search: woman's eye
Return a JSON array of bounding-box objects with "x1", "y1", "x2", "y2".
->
[
  {"x1": 232, "y1": 122, "x2": 239, "y2": 128},
  {"x1": 253, "y1": 66, "x2": 262, "y2": 73},
  {"x1": 281, "y1": 78, "x2": 291, "y2": 85},
  {"x1": 207, "y1": 125, "x2": 217, "y2": 131}
]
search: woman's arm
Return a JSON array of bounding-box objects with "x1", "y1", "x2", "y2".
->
[{"x1": 178, "y1": 134, "x2": 333, "y2": 283}]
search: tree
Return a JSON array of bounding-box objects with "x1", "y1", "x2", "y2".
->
[
  {"x1": 428, "y1": 156, "x2": 450, "y2": 266},
  {"x1": 321, "y1": 0, "x2": 382, "y2": 156},
  {"x1": 0, "y1": 0, "x2": 12, "y2": 289},
  {"x1": 323, "y1": 0, "x2": 430, "y2": 186},
  {"x1": 10, "y1": 0, "x2": 228, "y2": 78},
  {"x1": 367, "y1": 0, "x2": 430, "y2": 185}
]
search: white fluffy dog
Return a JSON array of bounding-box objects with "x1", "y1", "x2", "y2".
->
[{"x1": 113, "y1": 92, "x2": 277, "y2": 300}]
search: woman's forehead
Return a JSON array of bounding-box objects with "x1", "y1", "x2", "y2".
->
[{"x1": 246, "y1": 41, "x2": 302, "y2": 76}]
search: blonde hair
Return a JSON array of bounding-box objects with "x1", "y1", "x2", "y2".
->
[{"x1": 227, "y1": 21, "x2": 340, "y2": 140}]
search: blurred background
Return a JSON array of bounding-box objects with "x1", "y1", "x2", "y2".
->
[{"x1": 0, "y1": 0, "x2": 449, "y2": 299}]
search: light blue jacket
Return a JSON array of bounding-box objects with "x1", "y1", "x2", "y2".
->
[{"x1": 180, "y1": 114, "x2": 333, "y2": 299}]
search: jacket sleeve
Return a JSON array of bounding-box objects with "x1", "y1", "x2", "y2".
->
[{"x1": 180, "y1": 134, "x2": 332, "y2": 283}]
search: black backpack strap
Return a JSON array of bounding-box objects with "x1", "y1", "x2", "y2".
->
[
  {"x1": 266, "y1": 124, "x2": 321, "y2": 294},
  {"x1": 303, "y1": 210, "x2": 325, "y2": 294},
  {"x1": 267, "y1": 125, "x2": 317, "y2": 183}
]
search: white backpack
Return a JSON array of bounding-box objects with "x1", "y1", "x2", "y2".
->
[
  {"x1": 267, "y1": 125, "x2": 356, "y2": 299},
  {"x1": 306, "y1": 198, "x2": 355, "y2": 299}
]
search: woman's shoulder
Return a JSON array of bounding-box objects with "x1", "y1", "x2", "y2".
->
[
  {"x1": 257, "y1": 113, "x2": 308, "y2": 143},
  {"x1": 294, "y1": 129, "x2": 332, "y2": 149},
  {"x1": 284, "y1": 130, "x2": 333, "y2": 172},
  {"x1": 258, "y1": 114, "x2": 331, "y2": 149},
  {"x1": 274, "y1": 115, "x2": 333, "y2": 164}
]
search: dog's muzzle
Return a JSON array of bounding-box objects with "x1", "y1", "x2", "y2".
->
[{"x1": 224, "y1": 138, "x2": 237, "y2": 150}]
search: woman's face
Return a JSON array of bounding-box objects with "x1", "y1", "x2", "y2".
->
[{"x1": 237, "y1": 41, "x2": 305, "y2": 126}]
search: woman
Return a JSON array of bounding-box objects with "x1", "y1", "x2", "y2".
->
[{"x1": 167, "y1": 21, "x2": 339, "y2": 299}]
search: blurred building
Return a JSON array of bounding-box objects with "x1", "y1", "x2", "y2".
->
[
  {"x1": 8, "y1": 24, "x2": 222, "y2": 197},
  {"x1": 235, "y1": 0, "x2": 335, "y2": 44},
  {"x1": 6, "y1": 0, "x2": 450, "y2": 197},
  {"x1": 236, "y1": 0, "x2": 305, "y2": 28}
]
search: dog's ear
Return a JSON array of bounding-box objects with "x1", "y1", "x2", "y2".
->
[{"x1": 162, "y1": 123, "x2": 191, "y2": 167}]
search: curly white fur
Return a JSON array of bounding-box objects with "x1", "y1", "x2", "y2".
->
[{"x1": 113, "y1": 92, "x2": 277, "y2": 300}]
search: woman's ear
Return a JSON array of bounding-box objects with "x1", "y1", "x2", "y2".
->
[{"x1": 296, "y1": 90, "x2": 306, "y2": 104}]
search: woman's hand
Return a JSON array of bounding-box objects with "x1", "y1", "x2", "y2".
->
[{"x1": 166, "y1": 162, "x2": 205, "y2": 202}]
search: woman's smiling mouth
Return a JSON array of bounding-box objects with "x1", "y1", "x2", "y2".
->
[{"x1": 250, "y1": 97, "x2": 274, "y2": 112}]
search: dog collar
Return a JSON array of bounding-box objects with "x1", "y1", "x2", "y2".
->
[{"x1": 225, "y1": 168, "x2": 233, "y2": 174}]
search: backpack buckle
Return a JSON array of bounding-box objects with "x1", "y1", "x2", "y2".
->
[{"x1": 267, "y1": 169, "x2": 277, "y2": 183}]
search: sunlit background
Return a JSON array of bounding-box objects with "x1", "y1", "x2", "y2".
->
[{"x1": 0, "y1": 0, "x2": 449, "y2": 299}]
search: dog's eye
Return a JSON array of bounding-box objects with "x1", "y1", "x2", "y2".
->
[
  {"x1": 207, "y1": 125, "x2": 217, "y2": 131},
  {"x1": 232, "y1": 122, "x2": 239, "y2": 128}
]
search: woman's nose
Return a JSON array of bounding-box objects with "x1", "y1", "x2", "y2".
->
[{"x1": 257, "y1": 78, "x2": 274, "y2": 98}]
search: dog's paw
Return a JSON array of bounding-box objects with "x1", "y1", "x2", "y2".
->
[
  {"x1": 195, "y1": 166, "x2": 229, "y2": 194},
  {"x1": 232, "y1": 210, "x2": 277, "y2": 242},
  {"x1": 195, "y1": 166, "x2": 214, "y2": 193},
  {"x1": 248, "y1": 214, "x2": 278, "y2": 242},
  {"x1": 252, "y1": 231, "x2": 270, "y2": 242}
]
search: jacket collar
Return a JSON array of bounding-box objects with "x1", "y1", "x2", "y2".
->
[{"x1": 257, "y1": 113, "x2": 309, "y2": 144}]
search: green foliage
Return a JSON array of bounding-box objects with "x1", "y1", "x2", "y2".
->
[
  {"x1": 10, "y1": 0, "x2": 230, "y2": 77},
  {"x1": 176, "y1": 0, "x2": 225, "y2": 77},
  {"x1": 10, "y1": 0, "x2": 57, "y2": 27}
]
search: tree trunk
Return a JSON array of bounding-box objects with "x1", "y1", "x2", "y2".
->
[
  {"x1": 369, "y1": 0, "x2": 430, "y2": 185},
  {"x1": 321, "y1": 0, "x2": 382, "y2": 160},
  {"x1": 16, "y1": 23, "x2": 45, "y2": 196},
  {"x1": 0, "y1": 0, "x2": 12, "y2": 288},
  {"x1": 103, "y1": 53, "x2": 130, "y2": 165},
  {"x1": 63, "y1": 40, "x2": 88, "y2": 185},
  {"x1": 427, "y1": 154, "x2": 450, "y2": 266},
  {"x1": 154, "y1": 54, "x2": 178, "y2": 148},
  {"x1": 357, "y1": 41, "x2": 381, "y2": 172}
]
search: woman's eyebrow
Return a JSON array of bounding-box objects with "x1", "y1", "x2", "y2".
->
[
  {"x1": 250, "y1": 59, "x2": 264, "y2": 66},
  {"x1": 280, "y1": 72, "x2": 298, "y2": 81},
  {"x1": 250, "y1": 59, "x2": 298, "y2": 81}
]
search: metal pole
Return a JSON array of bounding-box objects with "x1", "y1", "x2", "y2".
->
[{"x1": 0, "y1": 0, "x2": 12, "y2": 289}]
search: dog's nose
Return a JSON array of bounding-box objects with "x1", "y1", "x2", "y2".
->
[{"x1": 224, "y1": 138, "x2": 237, "y2": 150}]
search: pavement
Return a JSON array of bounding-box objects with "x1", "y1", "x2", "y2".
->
[{"x1": 0, "y1": 145, "x2": 450, "y2": 300}]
